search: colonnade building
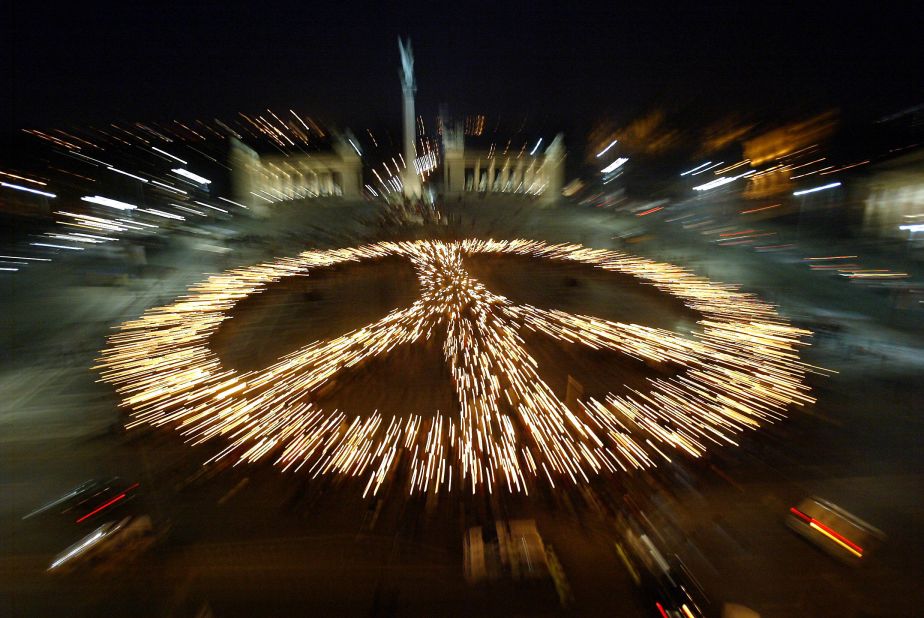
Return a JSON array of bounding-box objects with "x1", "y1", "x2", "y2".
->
[
  {"x1": 229, "y1": 127, "x2": 567, "y2": 214},
  {"x1": 441, "y1": 127, "x2": 565, "y2": 204},
  {"x1": 229, "y1": 136, "x2": 362, "y2": 216}
]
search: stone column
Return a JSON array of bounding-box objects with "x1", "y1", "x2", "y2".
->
[
  {"x1": 525, "y1": 162, "x2": 535, "y2": 193},
  {"x1": 399, "y1": 38, "x2": 421, "y2": 198},
  {"x1": 228, "y1": 137, "x2": 268, "y2": 216},
  {"x1": 539, "y1": 133, "x2": 566, "y2": 205},
  {"x1": 514, "y1": 162, "x2": 525, "y2": 192}
]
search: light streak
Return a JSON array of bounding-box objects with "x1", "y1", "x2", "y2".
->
[
  {"x1": 787, "y1": 157, "x2": 826, "y2": 172},
  {"x1": 790, "y1": 507, "x2": 863, "y2": 558},
  {"x1": 530, "y1": 138, "x2": 543, "y2": 156},
  {"x1": 790, "y1": 166, "x2": 833, "y2": 180},
  {"x1": 151, "y1": 180, "x2": 188, "y2": 195},
  {"x1": 0, "y1": 171, "x2": 47, "y2": 185},
  {"x1": 793, "y1": 182, "x2": 841, "y2": 196},
  {"x1": 193, "y1": 200, "x2": 228, "y2": 213},
  {"x1": 714, "y1": 160, "x2": 750, "y2": 175},
  {"x1": 693, "y1": 177, "x2": 736, "y2": 191},
  {"x1": 680, "y1": 162, "x2": 711, "y2": 176},
  {"x1": 1, "y1": 182, "x2": 56, "y2": 198},
  {"x1": 31, "y1": 242, "x2": 84, "y2": 250},
  {"x1": 171, "y1": 168, "x2": 212, "y2": 185},
  {"x1": 0, "y1": 255, "x2": 51, "y2": 261},
  {"x1": 740, "y1": 204, "x2": 781, "y2": 214},
  {"x1": 820, "y1": 160, "x2": 869, "y2": 175},
  {"x1": 219, "y1": 196, "x2": 249, "y2": 209},
  {"x1": 601, "y1": 158, "x2": 629, "y2": 174},
  {"x1": 694, "y1": 170, "x2": 755, "y2": 192},
  {"x1": 98, "y1": 240, "x2": 816, "y2": 496},
  {"x1": 140, "y1": 208, "x2": 185, "y2": 220},
  {"x1": 691, "y1": 161, "x2": 724, "y2": 175},
  {"x1": 49, "y1": 530, "x2": 105, "y2": 570},
  {"x1": 81, "y1": 195, "x2": 137, "y2": 210},
  {"x1": 106, "y1": 166, "x2": 148, "y2": 183},
  {"x1": 152, "y1": 147, "x2": 187, "y2": 164},
  {"x1": 75, "y1": 492, "x2": 128, "y2": 523},
  {"x1": 595, "y1": 139, "x2": 618, "y2": 158}
]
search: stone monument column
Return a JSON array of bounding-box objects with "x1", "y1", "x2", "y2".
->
[
  {"x1": 228, "y1": 137, "x2": 269, "y2": 217},
  {"x1": 399, "y1": 38, "x2": 422, "y2": 198},
  {"x1": 540, "y1": 133, "x2": 566, "y2": 205}
]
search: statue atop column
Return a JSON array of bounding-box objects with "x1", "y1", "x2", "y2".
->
[
  {"x1": 398, "y1": 37, "x2": 421, "y2": 198},
  {"x1": 398, "y1": 37, "x2": 416, "y2": 94}
]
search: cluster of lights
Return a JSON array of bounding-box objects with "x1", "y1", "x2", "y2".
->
[
  {"x1": 98, "y1": 240, "x2": 817, "y2": 496},
  {"x1": 413, "y1": 151, "x2": 437, "y2": 175}
]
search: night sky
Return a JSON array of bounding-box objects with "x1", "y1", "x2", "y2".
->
[{"x1": 3, "y1": 2, "x2": 923, "y2": 132}]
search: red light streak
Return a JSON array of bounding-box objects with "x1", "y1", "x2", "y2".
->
[
  {"x1": 75, "y1": 483, "x2": 138, "y2": 523},
  {"x1": 789, "y1": 507, "x2": 864, "y2": 556}
]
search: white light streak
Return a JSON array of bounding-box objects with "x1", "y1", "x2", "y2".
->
[
  {"x1": 31, "y1": 242, "x2": 84, "y2": 250},
  {"x1": 1, "y1": 182, "x2": 56, "y2": 198},
  {"x1": 151, "y1": 180, "x2": 188, "y2": 195},
  {"x1": 691, "y1": 161, "x2": 724, "y2": 175},
  {"x1": 171, "y1": 168, "x2": 212, "y2": 185},
  {"x1": 793, "y1": 182, "x2": 841, "y2": 196},
  {"x1": 106, "y1": 166, "x2": 148, "y2": 183},
  {"x1": 595, "y1": 139, "x2": 619, "y2": 158},
  {"x1": 0, "y1": 255, "x2": 51, "y2": 261},
  {"x1": 219, "y1": 196, "x2": 249, "y2": 209},
  {"x1": 81, "y1": 195, "x2": 137, "y2": 210},
  {"x1": 681, "y1": 162, "x2": 712, "y2": 176},
  {"x1": 601, "y1": 158, "x2": 629, "y2": 174},
  {"x1": 152, "y1": 147, "x2": 187, "y2": 164},
  {"x1": 193, "y1": 200, "x2": 228, "y2": 213},
  {"x1": 140, "y1": 208, "x2": 185, "y2": 220}
]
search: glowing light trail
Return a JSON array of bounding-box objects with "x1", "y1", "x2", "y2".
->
[
  {"x1": 1, "y1": 182, "x2": 56, "y2": 198},
  {"x1": 98, "y1": 240, "x2": 817, "y2": 496},
  {"x1": 793, "y1": 182, "x2": 841, "y2": 196},
  {"x1": 596, "y1": 139, "x2": 618, "y2": 158}
]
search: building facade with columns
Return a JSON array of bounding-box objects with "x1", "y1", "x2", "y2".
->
[
  {"x1": 441, "y1": 128, "x2": 565, "y2": 204},
  {"x1": 229, "y1": 136, "x2": 362, "y2": 216}
]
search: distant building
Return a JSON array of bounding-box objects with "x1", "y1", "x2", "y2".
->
[
  {"x1": 229, "y1": 134, "x2": 362, "y2": 216},
  {"x1": 441, "y1": 126, "x2": 565, "y2": 204},
  {"x1": 859, "y1": 147, "x2": 924, "y2": 239}
]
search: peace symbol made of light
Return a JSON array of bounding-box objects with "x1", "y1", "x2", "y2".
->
[{"x1": 98, "y1": 239, "x2": 815, "y2": 496}]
